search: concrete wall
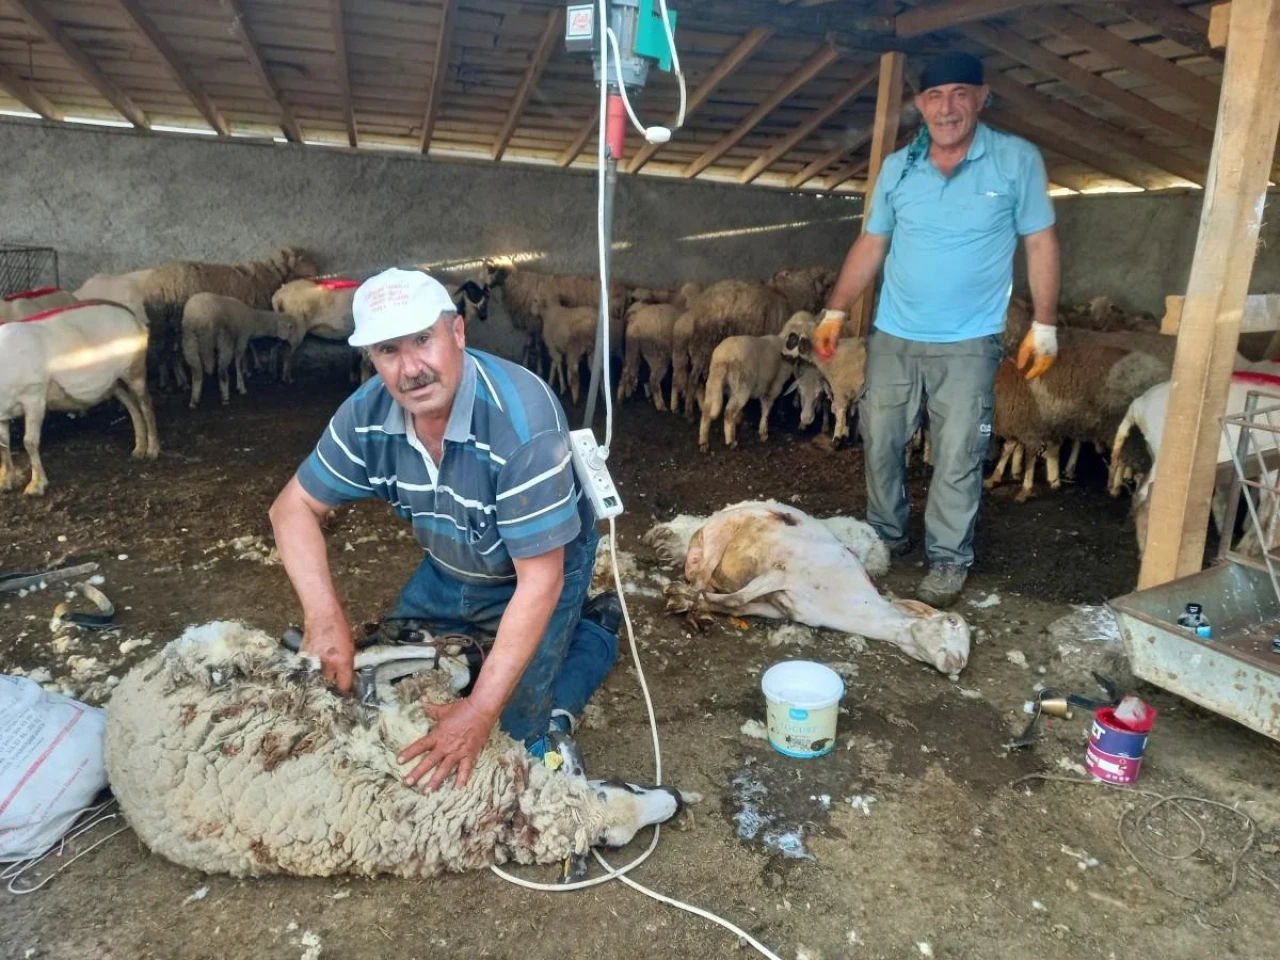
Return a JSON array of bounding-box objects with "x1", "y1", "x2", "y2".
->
[
  {"x1": 0, "y1": 120, "x2": 861, "y2": 358},
  {"x1": 1023, "y1": 190, "x2": 1280, "y2": 317}
]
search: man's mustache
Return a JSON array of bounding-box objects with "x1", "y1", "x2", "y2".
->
[{"x1": 398, "y1": 372, "x2": 439, "y2": 392}]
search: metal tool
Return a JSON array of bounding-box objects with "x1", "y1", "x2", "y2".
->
[
  {"x1": 1010, "y1": 673, "x2": 1120, "y2": 749},
  {"x1": 0, "y1": 562, "x2": 99, "y2": 594}
]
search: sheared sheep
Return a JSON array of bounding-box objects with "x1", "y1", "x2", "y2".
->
[
  {"x1": 181, "y1": 293, "x2": 306, "y2": 407},
  {"x1": 485, "y1": 262, "x2": 624, "y2": 374},
  {"x1": 651, "y1": 503, "x2": 968, "y2": 673},
  {"x1": 698, "y1": 335, "x2": 791, "y2": 452},
  {"x1": 617, "y1": 302, "x2": 680, "y2": 409},
  {"x1": 106, "y1": 621, "x2": 684, "y2": 878},
  {"x1": 0, "y1": 287, "x2": 77, "y2": 322},
  {"x1": 74, "y1": 270, "x2": 155, "y2": 370},
  {"x1": 142, "y1": 247, "x2": 318, "y2": 389},
  {"x1": 779, "y1": 311, "x2": 867, "y2": 447},
  {"x1": 271, "y1": 277, "x2": 358, "y2": 341},
  {"x1": 0, "y1": 301, "x2": 158, "y2": 496},
  {"x1": 684, "y1": 281, "x2": 791, "y2": 402},
  {"x1": 529, "y1": 294, "x2": 622, "y2": 405}
]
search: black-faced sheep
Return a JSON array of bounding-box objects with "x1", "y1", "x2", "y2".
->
[
  {"x1": 105, "y1": 621, "x2": 685, "y2": 878},
  {"x1": 1, "y1": 301, "x2": 158, "y2": 496},
  {"x1": 181, "y1": 293, "x2": 306, "y2": 407},
  {"x1": 779, "y1": 311, "x2": 867, "y2": 447},
  {"x1": 698, "y1": 334, "x2": 792, "y2": 452}
]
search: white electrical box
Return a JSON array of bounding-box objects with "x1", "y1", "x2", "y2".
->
[{"x1": 570, "y1": 429, "x2": 624, "y2": 520}]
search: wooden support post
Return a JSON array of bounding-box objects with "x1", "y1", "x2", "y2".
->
[
  {"x1": 1138, "y1": 0, "x2": 1280, "y2": 589},
  {"x1": 1209, "y1": 3, "x2": 1232, "y2": 48},
  {"x1": 852, "y1": 51, "x2": 904, "y2": 336}
]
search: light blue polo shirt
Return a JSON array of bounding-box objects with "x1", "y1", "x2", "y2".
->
[{"x1": 865, "y1": 122, "x2": 1055, "y2": 343}]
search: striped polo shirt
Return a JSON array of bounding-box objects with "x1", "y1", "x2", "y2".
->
[{"x1": 296, "y1": 349, "x2": 592, "y2": 583}]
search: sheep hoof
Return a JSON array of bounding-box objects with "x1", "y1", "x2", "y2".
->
[
  {"x1": 188, "y1": 401, "x2": 198, "y2": 410},
  {"x1": 1049, "y1": 480, "x2": 1062, "y2": 491},
  {"x1": 982, "y1": 477, "x2": 999, "y2": 490},
  {"x1": 23, "y1": 481, "x2": 47, "y2": 497},
  {"x1": 698, "y1": 443, "x2": 710, "y2": 454},
  {"x1": 1014, "y1": 490, "x2": 1033, "y2": 504},
  {"x1": 831, "y1": 435, "x2": 849, "y2": 451}
]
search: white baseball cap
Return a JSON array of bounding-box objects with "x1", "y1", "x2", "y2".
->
[{"x1": 349, "y1": 268, "x2": 457, "y2": 347}]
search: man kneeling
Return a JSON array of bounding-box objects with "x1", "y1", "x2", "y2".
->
[{"x1": 270, "y1": 268, "x2": 619, "y2": 792}]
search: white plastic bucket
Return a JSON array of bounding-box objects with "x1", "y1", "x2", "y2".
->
[{"x1": 761, "y1": 660, "x2": 844, "y2": 758}]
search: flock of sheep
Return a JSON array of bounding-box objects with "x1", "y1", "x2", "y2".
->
[{"x1": 5, "y1": 244, "x2": 1269, "y2": 556}]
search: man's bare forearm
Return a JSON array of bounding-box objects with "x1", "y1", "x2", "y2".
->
[
  {"x1": 825, "y1": 232, "x2": 890, "y2": 316},
  {"x1": 1025, "y1": 227, "x2": 1060, "y2": 326},
  {"x1": 466, "y1": 553, "x2": 564, "y2": 721},
  {"x1": 269, "y1": 478, "x2": 345, "y2": 624}
]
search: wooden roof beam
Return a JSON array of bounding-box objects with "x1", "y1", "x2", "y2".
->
[
  {"x1": 1116, "y1": 0, "x2": 1220, "y2": 62},
  {"x1": 419, "y1": 0, "x2": 456, "y2": 153},
  {"x1": 826, "y1": 155, "x2": 870, "y2": 191},
  {"x1": 985, "y1": 108, "x2": 1145, "y2": 189},
  {"x1": 328, "y1": 0, "x2": 356, "y2": 147},
  {"x1": 112, "y1": 0, "x2": 227, "y2": 136},
  {"x1": 629, "y1": 26, "x2": 773, "y2": 174},
  {"x1": 492, "y1": 8, "x2": 564, "y2": 162},
  {"x1": 0, "y1": 60, "x2": 62, "y2": 121},
  {"x1": 984, "y1": 69, "x2": 1206, "y2": 186},
  {"x1": 786, "y1": 136, "x2": 869, "y2": 188},
  {"x1": 896, "y1": 0, "x2": 1065, "y2": 38},
  {"x1": 683, "y1": 41, "x2": 840, "y2": 179},
  {"x1": 961, "y1": 22, "x2": 1214, "y2": 152},
  {"x1": 219, "y1": 0, "x2": 300, "y2": 142},
  {"x1": 556, "y1": 106, "x2": 598, "y2": 168},
  {"x1": 1031, "y1": 8, "x2": 1220, "y2": 113},
  {"x1": 8, "y1": 0, "x2": 148, "y2": 129},
  {"x1": 738, "y1": 61, "x2": 877, "y2": 184}
]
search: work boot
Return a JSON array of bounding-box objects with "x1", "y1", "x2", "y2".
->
[
  {"x1": 581, "y1": 591, "x2": 623, "y2": 634},
  {"x1": 883, "y1": 536, "x2": 913, "y2": 559},
  {"x1": 916, "y1": 564, "x2": 968, "y2": 609}
]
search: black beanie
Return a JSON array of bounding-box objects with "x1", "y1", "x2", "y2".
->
[{"x1": 919, "y1": 51, "x2": 985, "y2": 90}]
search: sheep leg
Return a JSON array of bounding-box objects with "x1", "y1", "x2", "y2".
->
[
  {"x1": 568, "y1": 352, "x2": 582, "y2": 405},
  {"x1": 280, "y1": 341, "x2": 298, "y2": 385},
  {"x1": 1045, "y1": 440, "x2": 1062, "y2": 490},
  {"x1": 984, "y1": 439, "x2": 1018, "y2": 490},
  {"x1": 1108, "y1": 408, "x2": 1135, "y2": 497},
  {"x1": 20, "y1": 397, "x2": 47, "y2": 497},
  {"x1": 217, "y1": 355, "x2": 232, "y2": 405},
  {"x1": 123, "y1": 364, "x2": 160, "y2": 459},
  {"x1": 1011, "y1": 442, "x2": 1025, "y2": 479},
  {"x1": 832, "y1": 398, "x2": 850, "y2": 449},
  {"x1": 235, "y1": 346, "x2": 249, "y2": 396},
  {"x1": 758, "y1": 376, "x2": 787, "y2": 443},
  {"x1": 112, "y1": 384, "x2": 148, "y2": 458},
  {"x1": 1063, "y1": 438, "x2": 1082, "y2": 482},
  {"x1": 649, "y1": 356, "x2": 670, "y2": 412},
  {"x1": 0, "y1": 418, "x2": 17, "y2": 492},
  {"x1": 617, "y1": 350, "x2": 638, "y2": 403},
  {"x1": 1014, "y1": 449, "x2": 1037, "y2": 503},
  {"x1": 723, "y1": 392, "x2": 747, "y2": 449}
]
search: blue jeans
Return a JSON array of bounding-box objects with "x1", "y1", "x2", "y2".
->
[{"x1": 391, "y1": 527, "x2": 617, "y2": 749}]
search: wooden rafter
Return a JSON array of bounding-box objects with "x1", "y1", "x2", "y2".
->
[
  {"x1": 328, "y1": 0, "x2": 356, "y2": 147},
  {"x1": 682, "y1": 41, "x2": 839, "y2": 179},
  {"x1": 628, "y1": 27, "x2": 773, "y2": 174},
  {"x1": 961, "y1": 22, "x2": 1214, "y2": 152},
  {"x1": 1031, "y1": 8, "x2": 1220, "y2": 113},
  {"x1": 219, "y1": 0, "x2": 300, "y2": 142},
  {"x1": 984, "y1": 70, "x2": 1206, "y2": 186},
  {"x1": 493, "y1": 8, "x2": 564, "y2": 162},
  {"x1": 8, "y1": 0, "x2": 148, "y2": 129},
  {"x1": 112, "y1": 0, "x2": 227, "y2": 136},
  {"x1": 419, "y1": 0, "x2": 456, "y2": 153},
  {"x1": 556, "y1": 106, "x2": 598, "y2": 168},
  {"x1": 0, "y1": 59, "x2": 61, "y2": 121},
  {"x1": 826, "y1": 155, "x2": 869, "y2": 190},
  {"x1": 985, "y1": 108, "x2": 1144, "y2": 188},
  {"x1": 786, "y1": 136, "x2": 869, "y2": 188},
  {"x1": 896, "y1": 0, "x2": 1063, "y2": 38},
  {"x1": 737, "y1": 62, "x2": 877, "y2": 184},
  {"x1": 1116, "y1": 0, "x2": 1219, "y2": 61}
]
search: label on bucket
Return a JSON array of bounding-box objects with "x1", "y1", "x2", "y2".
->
[
  {"x1": 766, "y1": 700, "x2": 838, "y2": 758},
  {"x1": 1085, "y1": 744, "x2": 1143, "y2": 784}
]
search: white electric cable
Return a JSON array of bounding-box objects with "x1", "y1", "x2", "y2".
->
[
  {"x1": 656, "y1": 0, "x2": 686, "y2": 128},
  {"x1": 606, "y1": 28, "x2": 649, "y2": 138}
]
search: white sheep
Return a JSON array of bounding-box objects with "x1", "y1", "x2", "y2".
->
[
  {"x1": 270, "y1": 277, "x2": 358, "y2": 340},
  {"x1": 0, "y1": 287, "x2": 77, "y2": 322},
  {"x1": 698, "y1": 335, "x2": 792, "y2": 452},
  {"x1": 685, "y1": 282, "x2": 791, "y2": 396},
  {"x1": 105, "y1": 621, "x2": 684, "y2": 878},
  {"x1": 529, "y1": 294, "x2": 621, "y2": 405},
  {"x1": 617, "y1": 302, "x2": 680, "y2": 410},
  {"x1": 668, "y1": 311, "x2": 697, "y2": 418},
  {"x1": 778, "y1": 311, "x2": 867, "y2": 447},
  {"x1": 181, "y1": 293, "x2": 306, "y2": 407},
  {"x1": 0, "y1": 301, "x2": 158, "y2": 496},
  {"x1": 142, "y1": 247, "x2": 318, "y2": 389}
]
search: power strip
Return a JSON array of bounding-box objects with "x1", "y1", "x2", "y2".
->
[{"x1": 570, "y1": 428, "x2": 624, "y2": 519}]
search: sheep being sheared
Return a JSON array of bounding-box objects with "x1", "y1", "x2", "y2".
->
[
  {"x1": 650, "y1": 503, "x2": 968, "y2": 673},
  {"x1": 106, "y1": 621, "x2": 686, "y2": 879}
]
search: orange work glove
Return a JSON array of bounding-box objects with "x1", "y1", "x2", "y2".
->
[
  {"x1": 812, "y1": 309, "x2": 847, "y2": 362},
  {"x1": 1015, "y1": 321, "x2": 1058, "y2": 380}
]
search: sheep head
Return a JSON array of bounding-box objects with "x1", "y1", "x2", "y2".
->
[
  {"x1": 275, "y1": 247, "x2": 320, "y2": 281},
  {"x1": 891, "y1": 600, "x2": 971, "y2": 674},
  {"x1": 780, "y1": 310, "x2": 818, "y2": 361},
  {"x1": 589, "y1": 780, "x2": 684, "y2": 848},
  {"x1": 484, "y1": 260, "x2": 510, "y2": 288}
]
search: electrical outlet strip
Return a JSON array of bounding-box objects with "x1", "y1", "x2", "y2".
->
[{"x1": 570, "y1": 428, "x2": 624, "y2": 519}]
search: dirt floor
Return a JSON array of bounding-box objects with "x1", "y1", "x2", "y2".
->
[{"x1": 4, "y1": 370, "x2": 1280, "y2": 960}]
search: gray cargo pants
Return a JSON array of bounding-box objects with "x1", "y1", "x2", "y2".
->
[{"x1": 859, "y1": 330, "x2": 1003, "y2": 567}]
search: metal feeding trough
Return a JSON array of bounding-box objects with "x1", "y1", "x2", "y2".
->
[{"x1": 1110, "y1": 390, "x2": 1280, "y2": 742}]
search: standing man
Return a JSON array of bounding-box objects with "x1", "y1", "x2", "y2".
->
[
  {"x1": 814, "y1": 51, "x2": 1060, "y2": 608},
  {"x1": 269, "y1": 268, "x2": 620, "y2": 791}
]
